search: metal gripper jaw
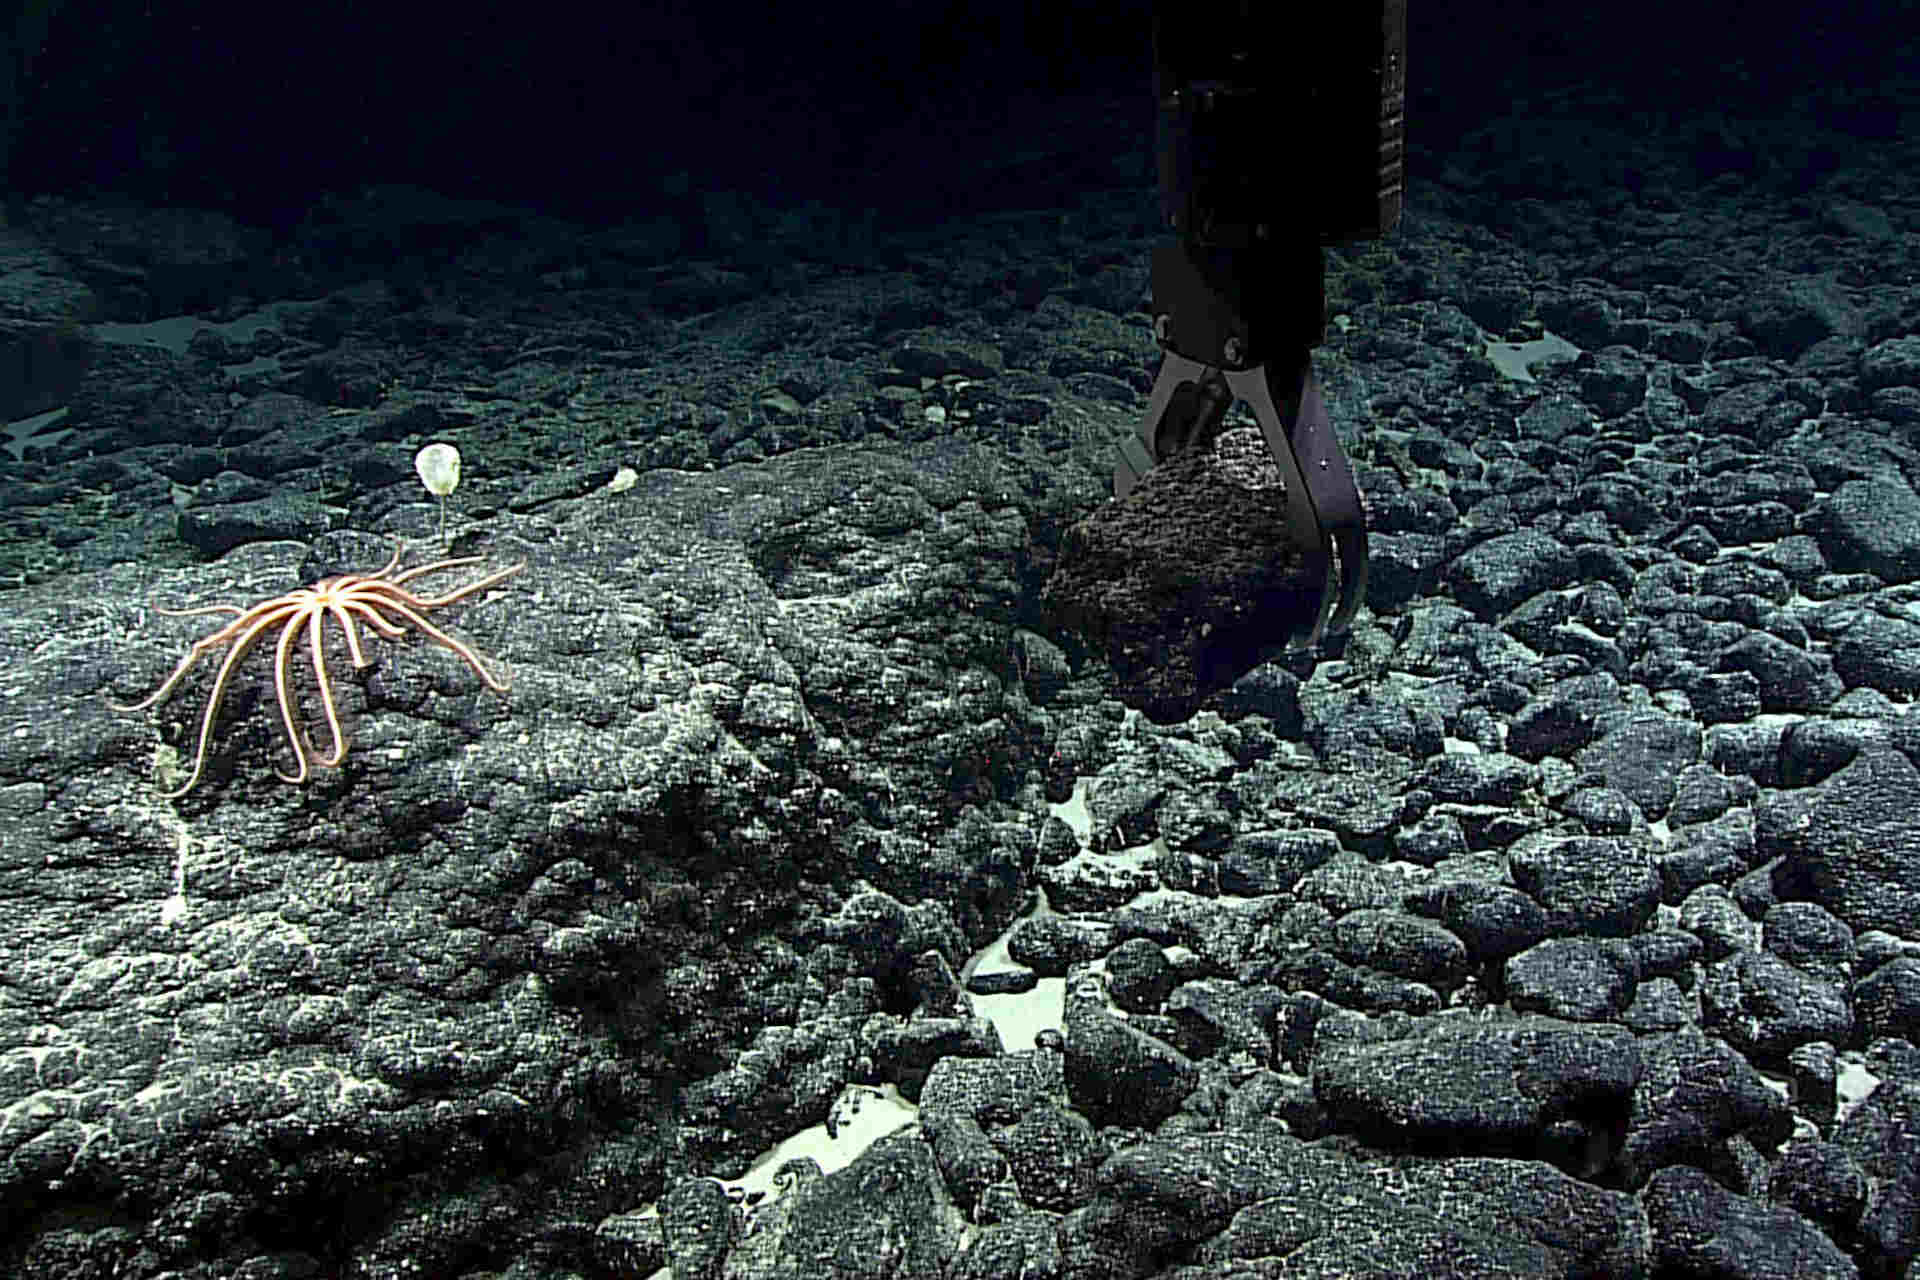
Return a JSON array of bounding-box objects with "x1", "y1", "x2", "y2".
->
[{"x1": 1114, "y1": 350, "x2": 1368, "y2": 653}]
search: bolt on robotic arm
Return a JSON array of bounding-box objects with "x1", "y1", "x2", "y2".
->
[{"x1": 1121, "y1": 0, "x2": 1406, "y2": 650}]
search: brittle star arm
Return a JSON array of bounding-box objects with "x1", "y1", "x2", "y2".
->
[
  {"x1": 275, "y1": 603, "x2": 347, "y2": 784},
  {"x1": 358, "y1": 597, "x2": 514, "y2": 692},
  {"x1": 107, "y1": 601, "x2": 254, "y2": 714},
  {"x1": 113, "y1": 601, "x2": 299, "y2": 797}
]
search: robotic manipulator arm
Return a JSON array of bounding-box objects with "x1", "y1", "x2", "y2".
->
[{"x1": 1117, "y1": 0, "x2": 1406, "y2": 652}]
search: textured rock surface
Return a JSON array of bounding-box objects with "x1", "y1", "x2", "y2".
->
[{"x1": 1043, "y1": 426, "x2": 1322, "y2": 722}]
